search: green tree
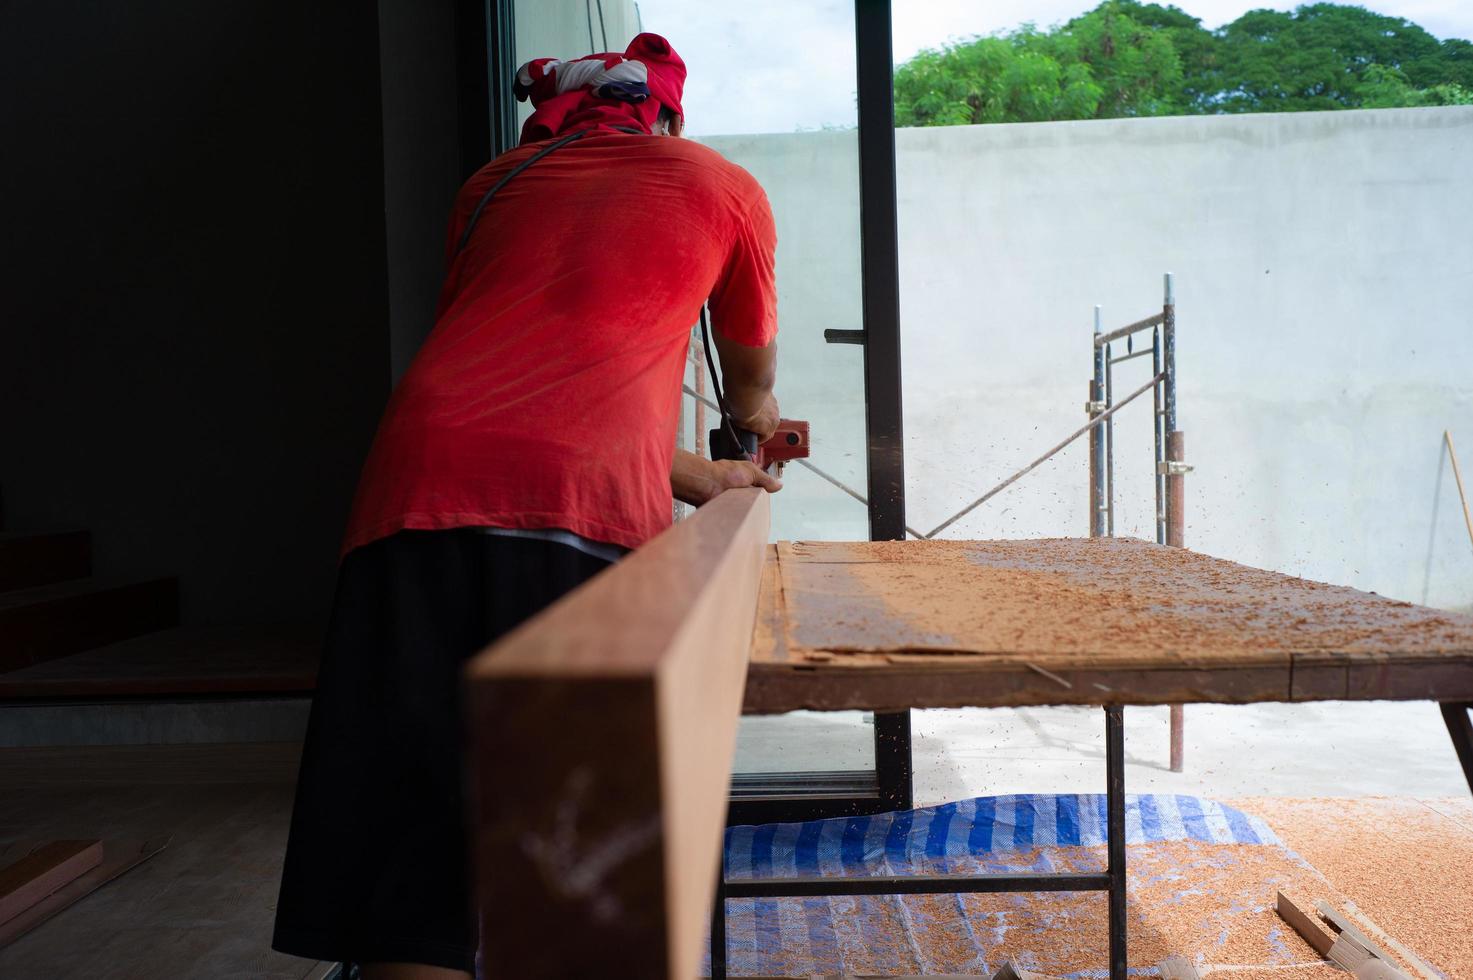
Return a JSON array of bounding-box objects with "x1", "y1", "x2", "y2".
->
[{"x1": 893, "y1": 1, "x2": 1473, "y2": 126}]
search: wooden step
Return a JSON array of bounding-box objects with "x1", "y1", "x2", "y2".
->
[
  {"x1": 0, "y1": 625, "x2": 318, "y2": 700},
  {"x1": 0, "y1": 531, "x2": 91, "y2": 592},
  {"x1": 0, "y1": 578, "x2": 178, "y2": 674}
]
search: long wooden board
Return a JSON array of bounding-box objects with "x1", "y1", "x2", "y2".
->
[
  {"x1": 465, "y1": 488, "x2": 769, "y2": 979},
  {"x1": 747, "y1": 538, "x2": 1473, "y2": 713}
]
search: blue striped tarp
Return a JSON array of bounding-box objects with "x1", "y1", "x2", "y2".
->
[
  {"x1": 712, "y1": 795, "x2": 1279, "y2": 977},
  {"x1": 725, "y1": 794, "x2": 1276, "y2": 879}
]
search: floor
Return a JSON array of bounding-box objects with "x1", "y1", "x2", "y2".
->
[
  {"x1": 0, "y1": 743, "x2": 322, "y2": 980},
  {"x1": 733, "y1": 700, "x2": 1471, "y2": 803}
]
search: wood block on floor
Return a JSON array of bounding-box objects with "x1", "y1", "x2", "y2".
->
[
  {"x1": 0, "y1": 840, "x2": 102, "y2": 925},
  {"x1": 0, "y1": 577, "x2": 177, "y2": 673},
  {"x1": 0, "y1": 625, "x2": 319, "y2": 700}
]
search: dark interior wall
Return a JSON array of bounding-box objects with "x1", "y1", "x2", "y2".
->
[
  {"x1": 378, "y1": 0, "x2": 471, "y2": 381},
  {"x1": 1, "y1": 2, "x2": 395, "y2": 626}
]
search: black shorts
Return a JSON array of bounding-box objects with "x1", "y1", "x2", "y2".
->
[{"x1": 272, "y1": 529, "x2": 614, "y2": 972}]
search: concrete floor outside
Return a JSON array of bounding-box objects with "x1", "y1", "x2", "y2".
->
[{"x1": 733, "y1": 700, "x2": 1469, "y2": 805}]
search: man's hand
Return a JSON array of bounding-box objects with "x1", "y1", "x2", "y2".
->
[
  {"x1": 733, "y1": 393, "x2": 780, "y2": 443},
  {"x1": 671, "y1": 449, "x2": 782, "y2": 507}
]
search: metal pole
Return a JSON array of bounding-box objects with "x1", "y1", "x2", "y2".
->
[
  {"x1": 1153, "y1": 326, "x2": 1165, "y2": 545},
  {"x1": 1090, "y1": 306, "x2": 1106, "y2": 538},
  {"x1": 1105, "y1": 704, "x2": 1127, "y2": 980},
  {"x1": 1162, "y1": 272, "x2": 1185, "y2": 773},
  {"x1": 694, "y1": 337, "x2": 708, "y2": 459},
  {"x1": 1445, "y1": 431, "x2": 1473, "y2": 558},
  {"x1": 1441, "y1": 702, "x2": 1473, "y2": 796},
  {"x1": 711, "y1": 876, "x2": 727, "y2": 979},
  {"x1": 1106, "y1": 340, "x2": 1115, "y2": 537}
]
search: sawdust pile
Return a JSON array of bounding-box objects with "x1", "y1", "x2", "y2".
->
[{"x1": 1235, "y1": 796, "x2": 1473, "y2": 979}]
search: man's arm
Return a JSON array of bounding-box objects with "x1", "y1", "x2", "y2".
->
[
  {"x1": 711, "y1": 333, "x2": 778, "y2": 440},
  {"x1": 671, "y1": 449, "x2": 782, "y2": 506}
]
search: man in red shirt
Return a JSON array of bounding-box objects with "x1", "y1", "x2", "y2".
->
[{"x1": 274, "y1": 34, "x2": 781, "y2": 979}]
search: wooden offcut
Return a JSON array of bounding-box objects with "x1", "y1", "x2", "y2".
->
[
  {"x1": 0, "y1": 840, "x2": 102, "y2": 925},
  {"x1": 465, "y1": 488, "x2": 769, "y2": 980},
  {"x1": 1277, "y1": 891, "x2": 1336, "y2": 956}
]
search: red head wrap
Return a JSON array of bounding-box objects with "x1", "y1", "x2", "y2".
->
[{"x1": 514, "y1": 33, "x2": 686, "y2": 144}]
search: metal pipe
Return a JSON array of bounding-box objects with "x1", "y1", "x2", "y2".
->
[
  {"x1": 925, "y1": 373, "x2": 1163, "y2": 540},
  {"x1": 1445, "y1": 430, "x2": 1473, "y2": 558},
  {"x1": 1094, "y1": 311, "x2": 1164, "y2": 347},
  {"x1": 1091, "y1": 306, "x2": 1107, "y2": 538},
  {"x1": 1153, "y1": 326, "x2": 1165, "y2": 545},
  {"x1": 1106, "y1": 340, "x2": 1115, "y2": 537},
  {"x1": 1162, "y1": 273, "x2": 1185, "y2": 774},
  {"x1": 1105, "y1": 704, "x2": 1127, "y2": 980},
  {"x1": 723, "y1": 872, "x2": 1113, "y2": 898},
  {"x1": 711, "y1": 877, "x2": 726, "y2": 979},
  {"x1": 693, "y1": 334, "x2": 707, "y2": 459},
  {"x1": 1109, "y1": 347, "x2": 1154, "y2": 365}
]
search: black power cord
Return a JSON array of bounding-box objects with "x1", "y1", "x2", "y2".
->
[
  {"x1": 451, "y1": 129, "x2": 589, "y2": 261},
  {"x1": 698, "y1": 305, "x2": 757, "y2": 464}
]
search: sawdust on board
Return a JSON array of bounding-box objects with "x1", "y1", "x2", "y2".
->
[{"x1": 763, "y1": 538, "x2": 1473, "y2": 665}]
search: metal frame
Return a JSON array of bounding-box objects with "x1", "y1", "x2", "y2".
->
[
  {"x1": 712, "y1": 707, "x2": 1129, "y2": 980},
  {"x1": 1090, "y1": 275, "x2": 1188, "y2": 772},
  {"x1": 484, "y1": 0, "x2": 519, "y2": 158},
  {"x1": 1443, "y1": 702, "x2": 1473, "y2": 791},
  {"x1": 726, "y1": 0, "x2": 913, "y2": 826}
]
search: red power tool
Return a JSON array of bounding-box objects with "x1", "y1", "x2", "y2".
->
[{"x1": 710, "y1": 419, "x2": 810, "y2": 473}]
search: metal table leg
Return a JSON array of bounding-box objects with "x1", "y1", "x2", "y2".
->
[
  {"x1": 714, "y1": 707, "x2": 1128, "y2": 977},
  {"x1": 1104, "y1": 704, "x2": 1128, "y2": 980},
  {"x1": 1441, "y1": 701, "x2": 1473, "y2": 795},
  {"x1": 711, "y1": 874, "x2": 727, "y2": 979}
]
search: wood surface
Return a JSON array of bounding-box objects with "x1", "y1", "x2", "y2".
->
[
  {"x1": 0, "y1": 839, "x2": 102, "y2": 925},
  {"x1": 465, "y1": 488, "x2": 769, "y2": 979},
  {"x1": 746, "y1": 537, "x2": 1473, "y2": 713}
]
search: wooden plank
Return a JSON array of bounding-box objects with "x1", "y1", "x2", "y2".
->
[
  {"x1": 465, "y1": 488, "x2": 769, "y2": 980},
  {"x1": 745, "y1": 661, "x2": 1294, "y2": 714},
  {"x1": 0, "y1": 577, "x2": 177, "y2": 673},
  {"x1": 1316, "y1": 900, "x2": 1398, "y2": 967},
  {"x1": 0, "y1": 840, "x2": 102, "y2": 925},
  {"x1": 0, "y1": 625, "x2": 319, "y2": 700},
  {"x1": 745, "y1": 538, "x2": 1473, "y2": 712},
  {"x1": 1276, "y1": 890, "x2": 1335, "y2": 956}
]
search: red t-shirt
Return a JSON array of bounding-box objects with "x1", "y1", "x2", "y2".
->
[{"x1": 341, "y1": 133, "x2": 777, "y2": 556}]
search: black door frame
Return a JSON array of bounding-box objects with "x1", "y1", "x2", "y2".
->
[{"x1": 478, "y1": 0, "x2": 914, "y2": 822}]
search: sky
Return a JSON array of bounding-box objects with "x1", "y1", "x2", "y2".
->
[{"x1": 631, "y1": 0, "x2": 1473, "y2": 135}]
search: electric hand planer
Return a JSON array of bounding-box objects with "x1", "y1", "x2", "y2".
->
[{"x1": 710, "y1": 419, "x2": 810, "y2": 473}]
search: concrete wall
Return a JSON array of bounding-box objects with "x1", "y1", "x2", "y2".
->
[{"x1": 705, "y1": 106, "x2": 1473, "y2": 608}]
